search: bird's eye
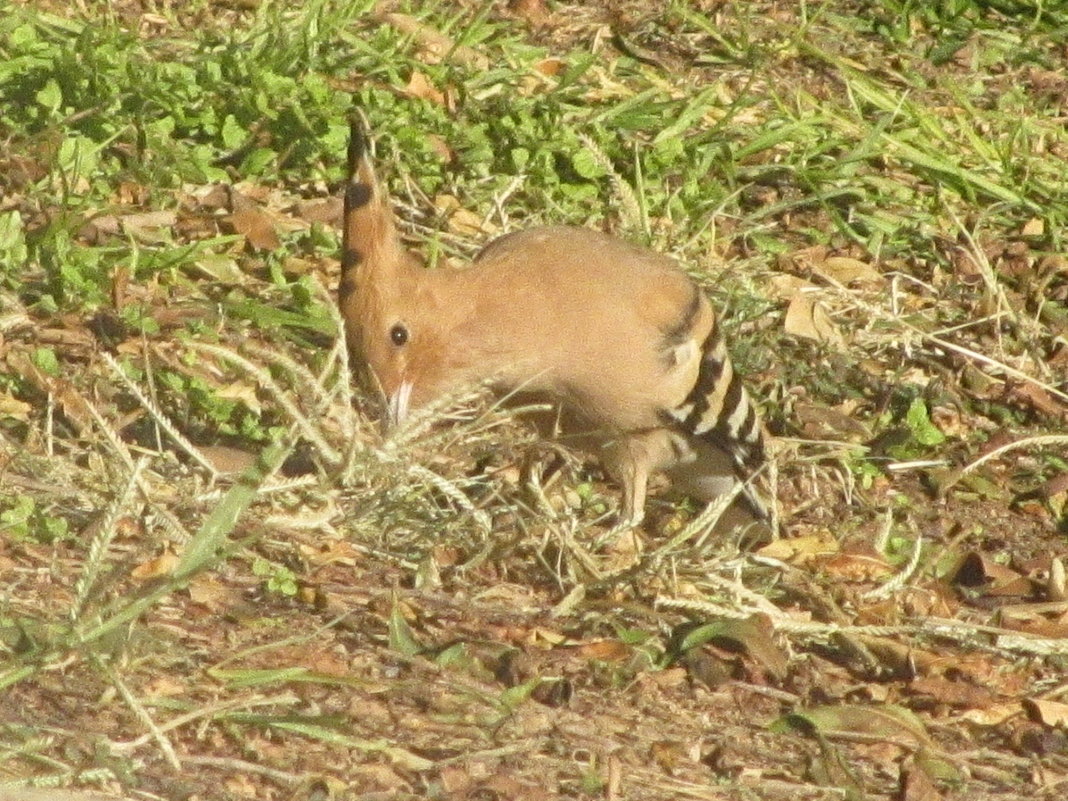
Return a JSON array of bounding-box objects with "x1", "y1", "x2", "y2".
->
[{"x1": 389, "y1": 323, "x2": 409, "y2": 346}]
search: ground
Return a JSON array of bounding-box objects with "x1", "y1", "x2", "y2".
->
[{"x1": 1, "y1": 1, "x2": 1067, "y2": 799}]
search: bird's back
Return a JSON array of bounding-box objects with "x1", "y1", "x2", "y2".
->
[{"x1": 465, "y1": 226, "x2": 711, "y2": 428}]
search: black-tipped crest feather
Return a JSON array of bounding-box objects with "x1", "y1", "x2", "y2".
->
[
  {"x1": 340, "y1": 114, "x2": 406, "y2": 288},
  {"x1": 347, "y1": 117, "x2": 369, "y2": 181}
]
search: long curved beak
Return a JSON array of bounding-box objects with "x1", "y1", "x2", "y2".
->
[{"x1": 387, "y1": 381, "x2": 413, "y2": 428}]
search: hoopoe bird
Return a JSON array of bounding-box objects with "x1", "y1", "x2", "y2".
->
[{"x1": 339, "y1": 122, "x2": 774, "y2": 536}]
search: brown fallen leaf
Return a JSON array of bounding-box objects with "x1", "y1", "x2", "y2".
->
[
  {"x1": 1021, "y1": 217, "x2": 1044, "y2": 237},
  {"x1": 188, "y1": 574, "x2": 244, "y2": 613},
  {"x1": 142, "y1": 675, "x2": 186, "y2": 698},
  {"x1": 949, "y1": 551, "x2": 1034, "y2": 599},
  {"x1": 650, "y1": 739, "x2": 695, "y2": 775},
  {"x1": 675, "y1": 613, "x2": 789, "y2": 682},
  {"x1": 1004, "y1": 379, "x2": 1068, "y2": 420},
  {"x1": 507, "y1": 0, "x2": 549, "y2": 24},
  {"x1": 0, "y1": 390, "x2": 31, "y2": 421},
  {"x1": 997, "y1": 601, "x2": 1068, "y2": 638},
  {"x1": 222, "y1": 187, "x2": 282, "y2": 251},
  {"x1": 226, "y1": 205, "x2": 281, "y2": 251},
  {"x1": 377, "y1": 12, "x2": 489, "y2": 69},
  {"x1": 120, "y1": 209, "x2": 178, "y2": 242},
  {"x1": 818, "y1": 255, "x2": 885, "y2": 286},
  {"x1": 403, "y1": 70, "x2": 447, "y2": 106},
  {"x1": 794, "y1": 401, "x2": 871, "y2": 441},
  {"x1": 960, "y1": 701, "x2": 1023, "y2": 727},
  {"x1": 1049, "y1": 557, "x2": 1067, "y2": 601},
  {"x1": 293, "y1": 196, "x2": 343, "y2": 226},
  {"x1": 757, "y1": 531, "x2": 840, "y2": 564},
  {"x1": 908, "y1": 676, "x2": 994, "y2": 710},
  {"x1": 198, "y1": 444, "x2": 258, "y2": 474},
  {"x1": 820, "y1": 543, "x2": 894, "y2": 583},
  {"x1": 534, "y1": 57, "x2": 565, "y2": 76},
  {"x1": 1023, "y1": 698, "x2": 1068, "y2": 727},
  {"x1": 575, "y1": 639, "x2": 632, "y2": 662},
  {"x1": 433, "y1": 193, "x2": 496, "y2": 236},
  {"x1": 130, "y1": 549, "x2": 179, "y2": 581},
  {"x1": 776, "y1": 703, "x2": 936, "y2": 749},
  {"x1": 766, "y1": 274, "x2": 812, "y2": 301},
  {"x1": 216, "y1": 380, "x2": 262, "y2": 414},
  {"x1": 899, "y1": 755, "x2": 944, "y2": 801},
  {"x1": 298, "y1": 538, "x2": 362, "y2": 569},
  {"x1": 6, "y1": 353, "x2": 94, "y2": 431},
  {"x1": 784, "y1": 291, "x2": 846, "y2": 347},
  {"x1": 193, "y1": 183, "x2": 231, "y2": 210}
]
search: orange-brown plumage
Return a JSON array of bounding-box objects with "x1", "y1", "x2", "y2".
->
[{"x1": 340, "y1": 122, "x2": 773, "y2": 534}]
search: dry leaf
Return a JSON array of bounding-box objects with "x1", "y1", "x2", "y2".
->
[
  {"x1": 438, "y1": 765, "x2": 473, "y2": 794},
  {"x1": 0, "y1": 391, "x2": 31, "y2": 421},
  {"x1": 449, "y1": 206, "x2": 489, "y2": 236},
  {"x1": 650, "y1": 740, "x2": 692, "y2": 775},
  {"x1": 1004, "y1": 380, "x2": 1068, "y2": 420},
  {"x1": 216, "y1": 380, "x2": 262, "y2": 414},
  {"x1": 1049, "y1": 557, "x2": 1067, "y2": 601},
  {"x1": 299, "y1": 538, "x2": 361, "y2": 567},
  {"x1": 534, "y1": 57, "x2": 565, "y2": 76},
  {"x1": 194, "y1": 183, "x2": 231, "y2": 210},
  {"x1": 819, "y1": 255, "x2": 884, "y2": 285},
  {"x1": 7, "y1": 353, "x2": 93, "y2": 430},
  {"x1": 998, "y1": 601, "x2": 1068, "y2": 638},
  {"x1": 227, "y1": 205, "x2": 281, "y2": 251},
  {"x1": 404, "y1": 70, "x2": 447, "y2": 106},
  {"x1": 766, "y1": 274, "x2": 812, "y2": 301},
  {"x1": 199, "y1": 444, "x2": 258, "y2": 474},
  {"x1": 950, "y1": 552, "x2": 1034, "y2": 599},
  {"x1": 131, "y1": 549, "x2": 179, "y2": 580},
  {"x1": 1022, "y1": 218, "x2": 1044, "y2": 237},
  {"x1": 821, "y1": 545, "x2": 894, "y2": 582},
  {"x1": 0, "y1": 792, "x2": 140, "y2": 801},
  {"x1": 293, "y1": 196, "x2": 342, "y2": 225},
  {"x1": 143, "y1": 675, "x2": 186, "y2": 697},
  {"x1": 794, "y1": 401, "x2": 870, "y2": 441},
  {"x1": 602, "y1": 526, "x2": 642, "y2": 572},
  {"x1": 779, "y1": 703, "x2": 934, "y2": 747},
  {"x1": 434, "y1": 193, "x2": 495, "y2": 236},
  {"x1": 757, "y1": 532, "x2": 840, "y2": 564},
  {"x1": 114, "y1": 179, "x2": 149, "y2": 205},
  {"x1": 1023, "y1": 698, "x2": 1068, "y2": 727},
  {"x1": 378, "y1": 12, "x2": 488, "y2": 69},
  {"x1": 120, "y1": 210, "x2": 177, "y2": 242},
  {"x1": 784, "y1": 291, "x2": 846, "y2": 347},
  {"x1": 576, "y1": 639, "x2": 632, "y2": 662},
  {"x1": 425, "y1": 133, "x2": 453, "y2": 163},
  {"x1": 508, "y1": 0, "x2": 549, "y2": 23},
  {"x1": 908, "y1": 676, "x2": 994, "y2": 709},
  {"x1": 960, "y1": 702, "x2": 1023, "y2": 727},
  {"x1": 730, "y1": 613, "x2": 789, "y2": 681},
  {"x1": 188, "y1": 575, "x2": 242, "y2": 612},
  {"x1": 900, "y1": 756, "x2": 944, "y2": 801},
  {"x1": 224, "y1": 772, "x2": 259, "y2": 798}
]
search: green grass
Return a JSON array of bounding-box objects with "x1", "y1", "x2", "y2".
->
[{"x1": 1, "y1": 1, "x2": 1067, "y2": 798}]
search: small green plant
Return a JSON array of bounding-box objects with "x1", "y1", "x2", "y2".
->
[
  {"x1": 573, "y1": 482, "x2": 609, "y2": 516},
  {"x1": 0, "y1": 496, "x2": 70, "y2": 543},
  {"x1": 904, "y1": 397, "x2": 947, "y2": 448},
  {"x1": 851, "y1": 457, "x2": 884, "y2": 490},
  {"x1": 251, "y1": 557, "x2": 298, "y2": 597}
]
